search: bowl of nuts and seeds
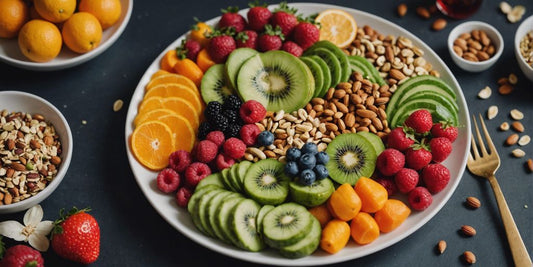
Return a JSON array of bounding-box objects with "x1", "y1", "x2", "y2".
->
[
  {"x1": 515, "y1": 15, "x2": 533, "y2": 82},
  {"x1": 448, "y1": 21, "x2": 504, "y2": 72},
  {"x1": 0, "y1": 91, "x2": 72, "y2": 214}
]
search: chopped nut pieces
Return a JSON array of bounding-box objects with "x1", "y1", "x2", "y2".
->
[
  {"x1": 0, "y1": 110, "x2": 62, "y2": 205},
  {"x1": 453, "y1": 30, "x2": 495, "y2": 62},
  {"x1": 477, "y1": 86, "x2": 491, "y2": 99},
  {"x1": 487, "y1": 106, "x2": 498, "y2": 120},
  {"x1": 466, "y1": 196, "x2": 481, "y2": 209},
  {"x1": 519, "y1": 31, "x2": 533, "y2": 67}
]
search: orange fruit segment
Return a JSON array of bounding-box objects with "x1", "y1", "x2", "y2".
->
[
  {"x1": 78, "y1": 0, "x2": 122, "y2": 29},
  {"x1": 173, "y1": 58, "x2": 203, "y2": 88},
  {"x1": 133, "y1": 108, "x2": 175, "y2": 127},
  {"x1": 145, "y1": 73, "x2": 199, "y2": 94},
  {"x1": 315, "y1": 9, "x2": 357, "y2": 48},
  {"x1": 196, "y1": 48, "x2": 216, "y2": 72},
  {"x1": 137, "y1": 96, "x2": 200, "y2": 129},
  {"x1": 151, "y1": 69, "x2": 170, "y2": 80},
  {"x1": 18, "y1": 19, "x2": 62, "y2": 62},
  {"x1": 159, "y1": 114, "x2": 195, "y2": 152},
  {"x1": 144, "y1": 83, "x2": 203, "y2": 113},
  {"x1": 130, "y1": 121, "x2": 175, "y2": 171},
  {"x1": 160, "y1": 49, "x2": 179, "y2": 73},
  {"x1": 0, "y1": 0, "x2": 29, "y2": 38}
]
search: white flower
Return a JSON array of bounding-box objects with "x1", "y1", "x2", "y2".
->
[{"x1": 0, "y1": 205, "x2": 54, "y2": 251}]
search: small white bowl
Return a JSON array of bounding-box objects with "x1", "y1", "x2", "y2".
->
[
  {"x1": 514, "y1": 15, "x2": 533, "y2": 82},
  {"x1": 0, "y1": 0, "x2": 132, "y2": 71},
  {"x1": 448, "y1": 21, "x2": 504, "y2": 72},
  {"x1": 0, "y1": 91, "x2": 72, "y2": 214}
]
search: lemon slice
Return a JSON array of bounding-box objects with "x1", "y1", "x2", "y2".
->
[{"x1": 315, "y1": 9, "x2": 358, "y2": 48}]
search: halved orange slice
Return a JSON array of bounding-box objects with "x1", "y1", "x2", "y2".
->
[
  {"x1": 315, "y1": 9, "x2": 357, "y2": 48},
  {"x1": 145, "y1": 73, "x2": 199, "y2": 94},
  {"x1": 159, "y1": 114, "x2": 196, "y2": 152},
  {"x1": 133, "y1": 108, "x2": 176, "y2": 128},
  {"x1": 130, "y1": 121, "x2": 175, "y2": 171},
  {"x1": 144, "y1": 83, "x2": 204, "y2": 113}
]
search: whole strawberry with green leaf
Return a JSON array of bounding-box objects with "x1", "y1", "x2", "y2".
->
[
  {"x1": 50, "y1": 208, "x2": 100, "y2": 264},
  {"x1": 1, "y1": 243, "x2": 44, "y2": 267}
]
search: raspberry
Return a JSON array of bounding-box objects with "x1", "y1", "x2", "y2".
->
[
  {"x1": 223, "y1": 123, "x2": 241, "y2": 139},
  {"x1": 431, "y1": 122, "x2": 458, "y2": 143},
  {"x1": 206, "y1": 131, "x2": 225, "y2": 147},
  {"x1": 223, "y1": 95, "x2": 243, "y2": 111},
  {"x1": 185, "y1": 162, "x2": 212, "y2": 187},
  {"x1": 169, "y1": 150, "x2": 192, "y2": 172},
  {"x1": 204, "y1": 101, "x2": 223, "y2": 121},
  {"x1": 223, "y1": 137, "x2": 246, "y2": 159},
  {"x1": 374, "y1": 177, "x2": 398, "y2": 196},
  {"x1": 408, "y1": 187, "x2": 433, "y2": 211},
  {"x1": 215, "y1": 153, "x2": 235, "y2": 170},
  {"x1": 387, "y1": 127, "x2": 415, "y2": 152},
  {"x1": 421, "y1": 163, "x2": 450, "y2": 194},
  {"x1": 156, "y1": 168, "x2": 181, "y2": 193},
  {"x1": 404, "y1": 109, "x2": 433, "y2": 134},
  {"x1": 195, "y1": 140, "x2": 218, "y2": 163},
  {"x1": 197, "y1": 122, "x2": 212, "y2": 140},
  {"x1": 176, "y1": 186, "x2": 193, "y2": 207},
  {"x1": 376, "y1": 148, "x2": 405, "y2": 176},
  {"x1": 239, "y1": 124, "x2": 261, "y2": 146},
  {"x1": 429, "y1": 137, "x2": 453, "y2": 163},
  {"x1": 239, "y1": 100, "x2": 266, "y2": 124},
  {"x1": 394, "y1": 168, "x2": 419, "y2": 193}
]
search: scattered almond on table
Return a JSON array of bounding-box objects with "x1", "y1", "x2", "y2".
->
[
  {"x1": 437, "y1": 240, "x2": 446, "y2": 254},
  {"x1": 463, "y1": 251, "x2": 476, "y2": 264},
  {"x1": 432, "y1": 18, "x2": 447, "y2": 31},
  {"x1": 466, "y1": 196, "x2": 481, "y2": 209},
  {"x1": 461, "y1": 225, "x2": 477, "y2": 237},
  {"x1": 397, "y1": 3, "x2": 407, "y2": 17}
]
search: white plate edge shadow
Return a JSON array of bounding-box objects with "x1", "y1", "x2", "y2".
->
[
  {"x1": 124, "y1": 3, "x2": 471, "y2": 266},
  {"x1": 0, "y1": 0, "x2": 133, "y2": 71}
]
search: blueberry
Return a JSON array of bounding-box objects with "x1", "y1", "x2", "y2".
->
[
  {"x1": 284, "y1": 161, "x2": 299, "y2": 177},
  {"x1": 298, "y1": 169, "x2": 316, "y2": 186},
  {"x1": 286, "y1": 147, "x2": 302, "y2": 161},
  {"x1": 298, "y1": 152, "x2": 316, "y2": 170},
  {"x1": 256, "y1": 131, "x2": 274, "y2": 146},
  {"x1": 301, "y1": 142, "x2": 318, "y2": 155},
  {"x1": 314, "y1": 164, "x2": 329, "y2": 180},
  {"x1": 315, "y1": 151, "x2": 330, "y2": 165}
]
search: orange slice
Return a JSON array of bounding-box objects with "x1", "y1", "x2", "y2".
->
[
  {"x1": 315, "y1": 9, "x2": 357, "y2": 48},
  {"x1": 137, "y1": 96, "x2": 200, "y2": 129},
  {"x1": 130, "y1": 121, "x2": 175, "y2": 171},
  {"x1": 145, "y1": 73, "x2": 199, "y2": 94},
  {"x1": 151, "y1": 69, "x2": 170, "y2": 80},
  {"x1": 144, "y1": 83, "x2": 204, "y2": 113},
  {"x1": 133, "y1": 108, "x2": 176, "y2": 127},
  {"x1": 159, "y1": 114, "x2": 196, "y2": 152}
]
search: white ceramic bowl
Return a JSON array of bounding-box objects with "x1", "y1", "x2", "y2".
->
[
  {"x1": 448, "y1": 21, "x2": 503, "y2": 72},
  {"x1": 514, "y1": 15, "x2": 533, "y2": 82},
  {"x1": 0, "y1": 91, "x2": 72, "y2": 214},
  {"x1": 0, "y1": 0, "x2": 132, "y2": 71}
]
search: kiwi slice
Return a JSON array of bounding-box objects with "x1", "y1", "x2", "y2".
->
[
  {"x1": 326, "y1": 133, "x2": 377, "y2": 186},
  {"x1": 229, "y1": 198, "x2": 265, "y2": 252},
  {"x1": 262, "y1": 202, "x2": 314, "y2": 248},
  {"x1": 225, "y1": 48, "x2": 259, "y2": 90},
  {"x1": 299, "y1": 56, "x2": 324, "y2": 98},
  {"x1": 357, "y1": 131, "x2": 385, "y2": 156},
  {"x1": 221, "y1": 167, "x2": 239, "y2": 192},
  {"x1": 196, "y1": 173, "x2": 225, "y2": 190},
  {"x1": 201, "y1": 64, "x2": 235, "y2": 104},
  {"x1": 279, "y1": 217, "x2": 321, "y2": 258},
  {"x1": 196, "y1": 188, "x2": 225, "y2": 237},
  {"x1": 236, "y1": 160, "x2": 252, "y2": 190},
  {"x1": 306, "y1": 40, "x2": 351, "y2": 83},
  {"x1": 243, "y1": 159, "x2": 290, "y2": 205},
  {"x1": 256, "y1": 204, "x2": 274, "y2": 235},
  {"x1": 308, "y1": 55, "x2": 332, "y2": 98},
  {"x1": 215, "y1": 194, "x2": 245, "y2": 244},
  {"x1": 229, "y1": 163, "x2": 244, "y2": 193},
  {"x1": 289, "y1": 178, "x2": 335, "y2": 207},
  {"x1": 303, "y1": 47, "x2": 341, "y2": 89},
  {"x1": 205, "y1": 190, "x2": 233, "y2": 241},
  {"x1": 187, "y1": 185, "x2": 219, "y2": 234},
  {"x1": 236, "y1": 50, "x2": 314, "y2": 112}
]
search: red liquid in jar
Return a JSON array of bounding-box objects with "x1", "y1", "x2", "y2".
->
[{"x1": 436, "y1": 0, "x2": 483, "y2": 19}]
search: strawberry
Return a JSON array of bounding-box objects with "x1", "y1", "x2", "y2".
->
[
  {"x1": 207, "y1": 30, "x2": 236, "y2": 63},
  {"x1": 1, "y1": 245, "x2": 44, "y2": 267},
  {"x1": 429, "y1": 137, "x2": 453, "y2": 163},
  {"x1": 387, "y1": 127, "x2": 415, "y2": 152},
  {"x1": 176, "y1": 39, "x2": 201, "y2": 62},
  {"x1": 51, "y1": 208, "x2": 100, "y2": 264},
  {"x1": 421, "y1": 163, "x2": 450, "y2": 194},
  {"x1": 405, "y1": 141, "x2": 432, "y2": 170},
  {"x1": 404, "y1": 109, "x2": 433, "y2": 134},
  {"x1": 281, "y1": 41, "x2": 303, "y2": 57},
  {"x1": 292, "y1": 21, "x2": 319, "y2": 50},
  {"x1": 431, "y1": 122, "x2": 458, "y2": 142},
  {"x1": 247, "y1": 2, "x2": 272, "y2": 32},
  {"x1": 257, "y1": 24, "x2": 284, "y2": 52},
  {"x1": 376, "y1": 148, "x2": 405, "y2": 176},
  {"x1": 270, "y1": 2, "x2": 298, "y2": 36},
  {"x1": 235, "y1": 30, "x2": 258, "y2": 49},
  {"x1": 218, "y1": 6, "x2": 246, "y2": 32}
]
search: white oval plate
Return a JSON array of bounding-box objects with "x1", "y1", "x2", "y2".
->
[
  {"x1": 125, "y1": 3, "x2": 471, "y2": 265},
  {"x1": 0, "y1": 0, "x2": 133, "y2": 71}
]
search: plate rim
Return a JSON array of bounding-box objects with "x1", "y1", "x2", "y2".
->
[{"x1": 124, "y1": 3, "x2": 471, "y2": 265}]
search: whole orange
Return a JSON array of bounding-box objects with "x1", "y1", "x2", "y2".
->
[
  {"x1": 18, "y1": 19, "x2": 62, "y2": 62},
  {"x1": 61, "y1": 12, "x2": 102, "y2": 53},
  {"x1": 78, "y1": 0, "x2": 122, "y2": 30},
  {"x1": 33, "y1": 0, "x2": 76, "y2": 23},
  {"x1": 0, "y1": 0, "x2": 29, "y2": 38}
]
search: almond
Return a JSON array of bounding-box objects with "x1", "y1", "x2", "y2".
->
[
  {"x1": 466, "y1": 196, "x2": 481, "y2": 209},
  {"x1": 464, "y1": 251, "x2": 476, "y2": 264},
  {"x1": 498, "y1": 84, "x2": 513, "y2": 95},
  {"x1": 510, "y1": 109, "x2": 524, "y2": 120},
  {"x1": 527, "y1": 158, "x2": 533, "y2": 173},
  {"x1": 416, "y1": 6, "x2": 431, "y2": 19},
  {"x1": 432, "y1": 18, "x2": 447, "y2": 31},
  {"x1": 461, "y1": 225, "x2": 477, "y2": 236},
  {"x1": 511, "y1": 121, "x2": 524, "y2": 132},
  {"x1": 50, "y1": 156, "x2": 62, "y2": 165},
  {"x1": 506, "y1": 133, "x2": 519, "y2": 146},
  {"x1": 518, "y1": 135, "x2": 530, "y2": 146},
  {"x1": 389, "y1": 69, "x2": 406, "y2": 80},
  {"x1": 11, "y1": 162, "x2": 26, "y2": 171},
  {"x1": 397, "y1": 3, "x2": 407, "y2": 17},
  {"x1": 512, "y1": 148, "x2": 526, "y2": 158},
  {"x1": 437, "y1": 240, "x2": 447, "y2": 254}
]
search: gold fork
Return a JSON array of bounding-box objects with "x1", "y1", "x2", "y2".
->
[{"x1": 467, "y1": 114, "x2": 532, "y2": 267}]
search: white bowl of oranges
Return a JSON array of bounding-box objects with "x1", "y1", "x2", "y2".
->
[{"x1": 0, "y1": 0, "x2": 132, "y2": 71}]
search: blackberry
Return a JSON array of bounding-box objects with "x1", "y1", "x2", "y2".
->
[
  {"x1": 223, "y1": 95, "x2": 243, "y2": 111},
  {"x1": 197, "y1": 122, "x2": 212, "y2": 139},
  {"x1": 222, "y1": 109, "x2": 238, "y2": 123},
  {"x1": 224, "y1": 123, "x2": 241, "y2": 138},
  {"x1": 204, "y1": 101, "x2": 222, "y2": 122},
  {"x1": 210, "y1": 114, "x2": 229, "y2": 131}
]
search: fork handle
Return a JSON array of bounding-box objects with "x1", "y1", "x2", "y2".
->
[{"x1": 488, "y1": 175, "x2": 532, "y2": 267}]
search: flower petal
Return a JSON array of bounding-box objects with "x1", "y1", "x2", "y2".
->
[
  {"x1": 24, "y1": 205, "x2": 44, "y2": 226},
  {"x1": 35, "y1": 221, "x2": 54, "y2": 236},
  {"x1": 28, "y1": 232, "x2": 50, "y2": 252},
  {"x1": 0, "y1": 221, "x2": 25, "y2": 241}
]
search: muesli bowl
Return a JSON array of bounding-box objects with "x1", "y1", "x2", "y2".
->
[{"x1": 0, "y1": 91, "x2": 72, "y2": 214}]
